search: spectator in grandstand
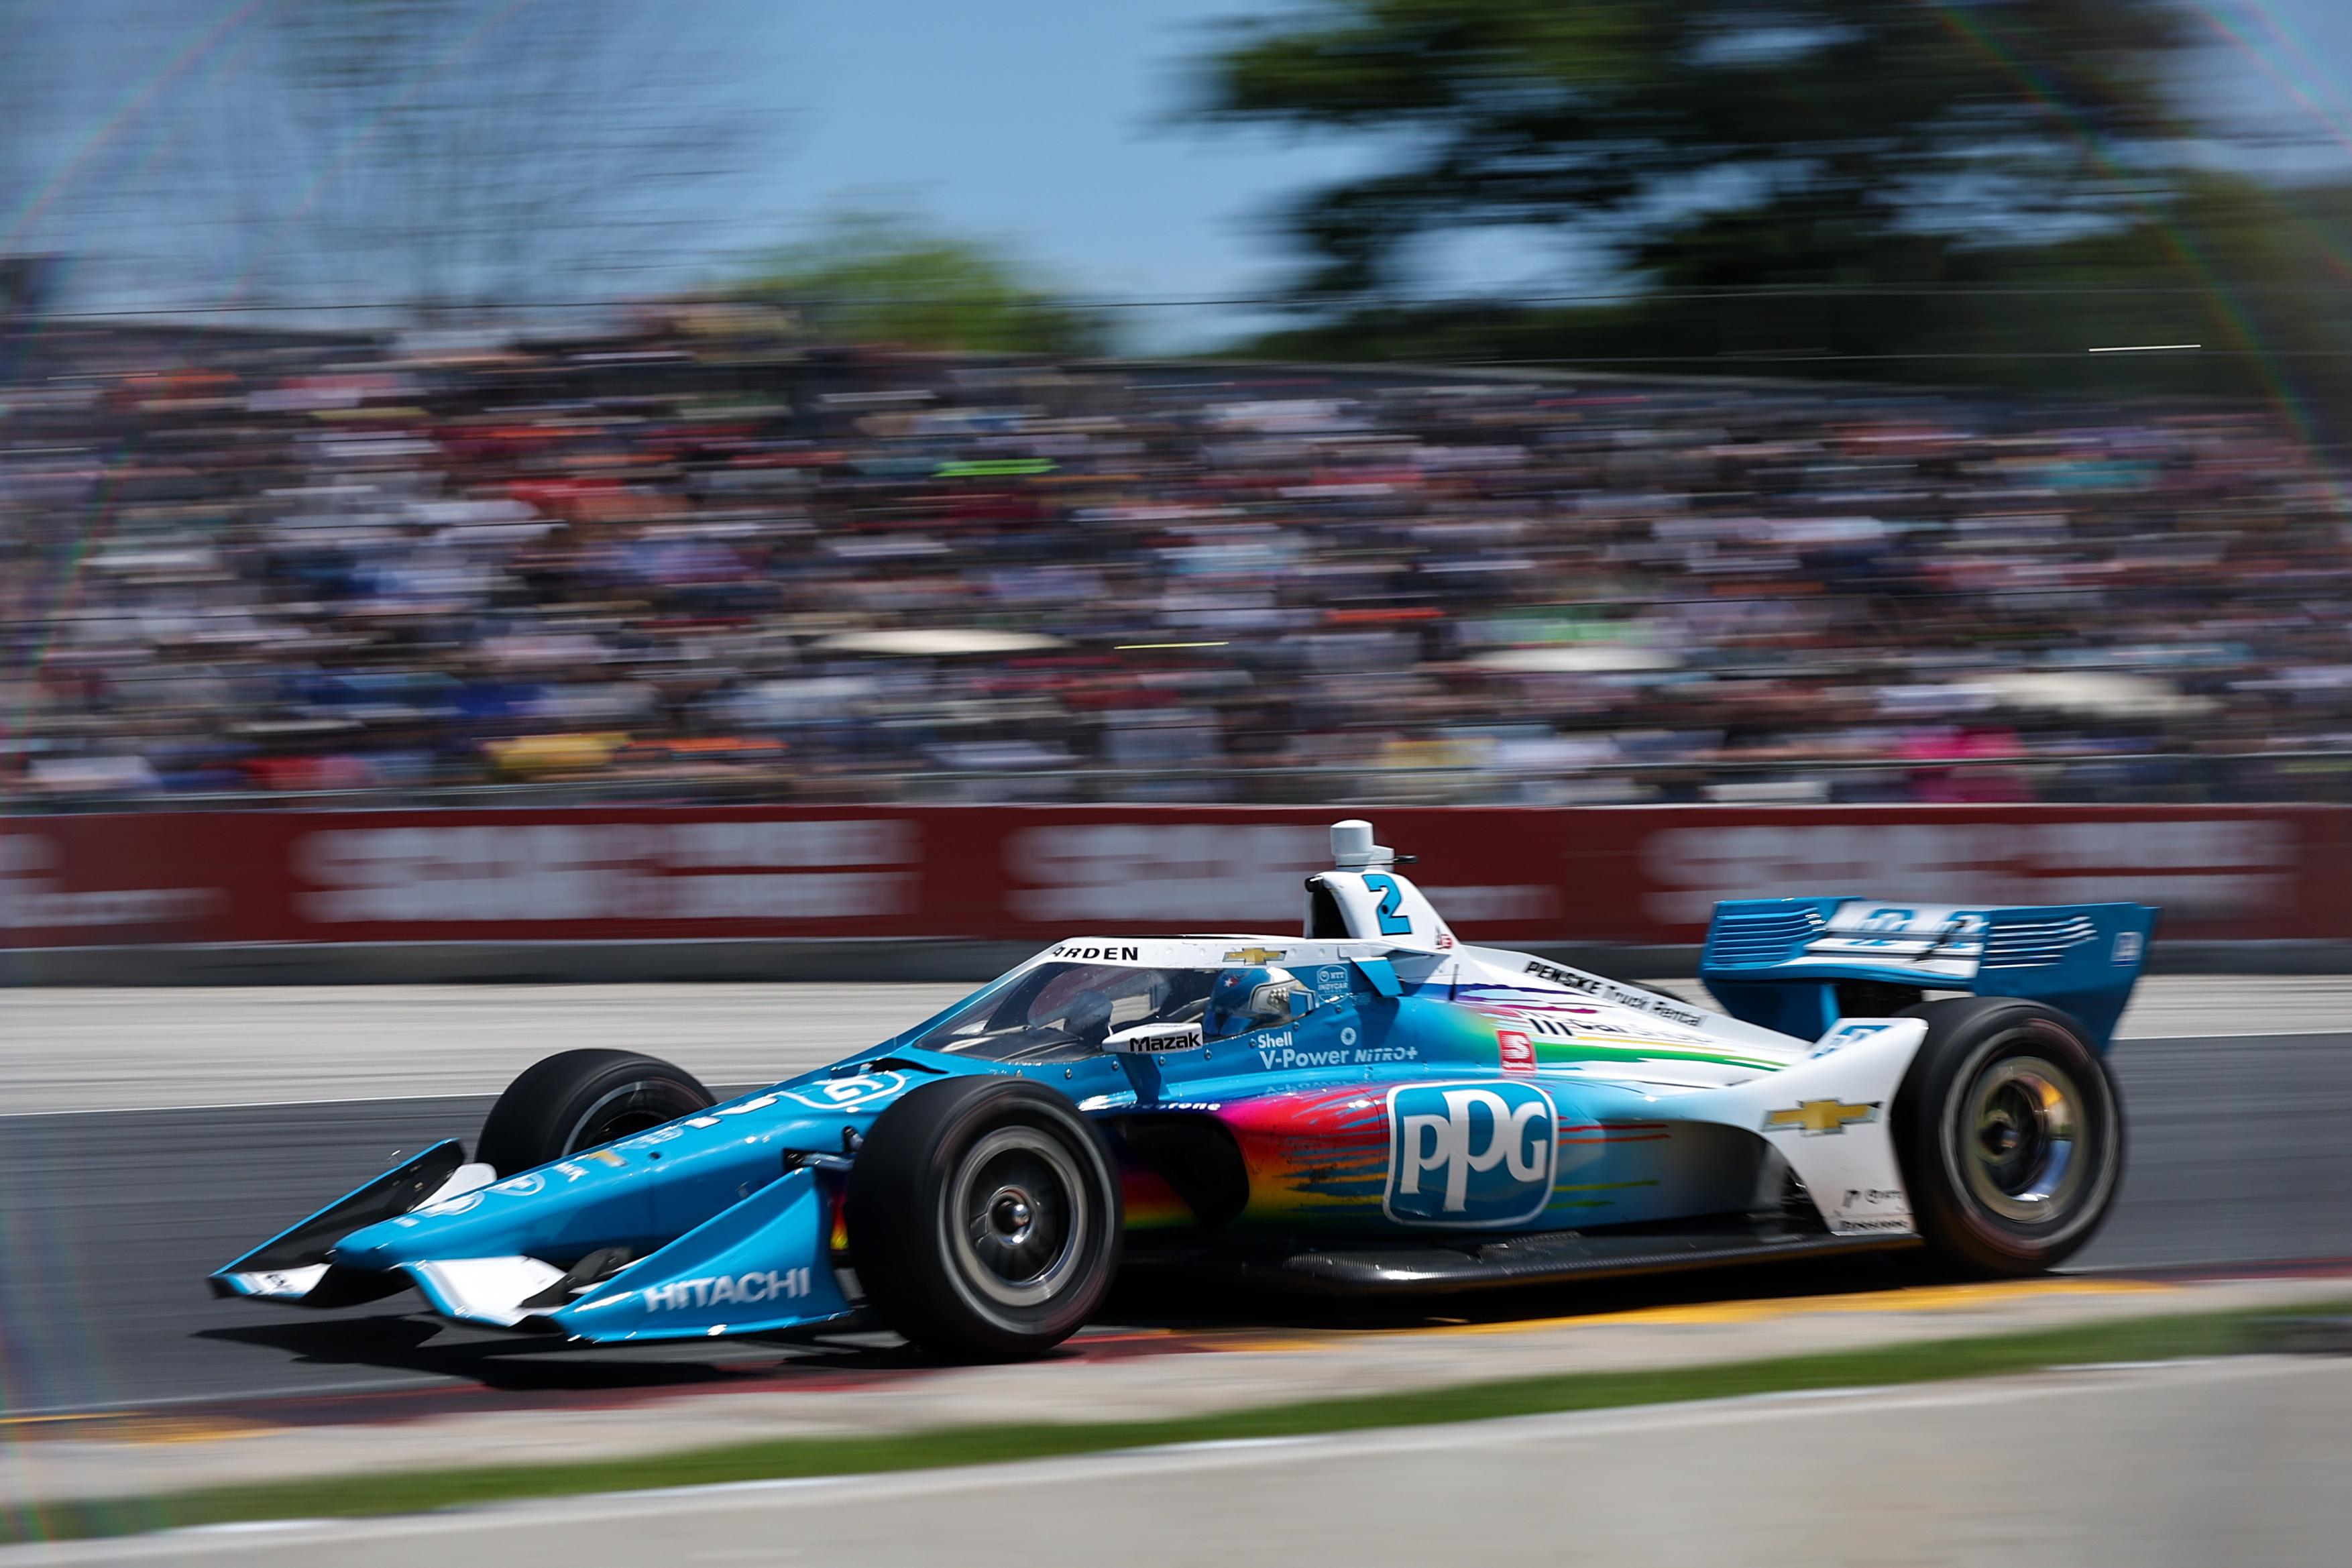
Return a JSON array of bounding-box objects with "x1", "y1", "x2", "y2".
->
[{"x1": 3, "y1": 312, "x2": 2347, "y2": 806}]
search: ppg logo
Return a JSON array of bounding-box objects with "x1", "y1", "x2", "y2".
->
[{"x1": 1384, "y1": 1082, "x2": 1556, "y2": 1227}]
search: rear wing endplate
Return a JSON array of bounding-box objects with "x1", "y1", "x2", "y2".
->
[{"x1": 1699, "y1": 898, "x2": 2158, "y2": 1049}]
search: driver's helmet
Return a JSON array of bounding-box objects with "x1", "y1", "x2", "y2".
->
[
  {"x1": 1204, "y1": 965, "x2": 1305, "y2": 1042},
  {"x1": 1061, "y1": 987, "x2": 1115, "y2": 1049}
]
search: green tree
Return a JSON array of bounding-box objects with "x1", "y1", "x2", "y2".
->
[
  {"x1": 1962, "y1": 174, "x2": 2352, "y2": 406},
  {"x1": 1188, "y1": 0, "x2": 2188, "y2": 316},
  {"x1": 1188, "y1": 1, "x2": 2352, "y2": 427},
  {"x1": 741, "y1": 212, "x2": 1114, "y2": 357}
]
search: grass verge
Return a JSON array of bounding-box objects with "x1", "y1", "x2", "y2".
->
[{"x1": 6, "y1": 1302, "x2": 2339, "y2": 1547}]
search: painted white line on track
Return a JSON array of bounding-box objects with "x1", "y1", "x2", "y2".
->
[{"x1": 170, "y1": 1520, "x2": 335, "y2": 1537}]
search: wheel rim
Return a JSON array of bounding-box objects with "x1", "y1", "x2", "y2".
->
[
  {"x1": 944, "y1": 1125, "x2": 1090, "y2": 1310},
  {"x1": 1958, "y1": 1052, "x2": 2088, "y2": 1224},
  {"x1": 563, "y1": 1080, "x2": 694, "y2": 1155}
]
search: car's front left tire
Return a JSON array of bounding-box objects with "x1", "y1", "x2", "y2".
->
[
  {"x1": 476, "y1": 1048, "x2": 715, "y2": 1176},
  {"x1": 848, "y1": 1076, "x2": 1123, "y2": 1361}
]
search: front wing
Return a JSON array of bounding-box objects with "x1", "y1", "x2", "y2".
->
[{"x1": 213, "y1": 1154, "x2": 856, "y2": 1342}]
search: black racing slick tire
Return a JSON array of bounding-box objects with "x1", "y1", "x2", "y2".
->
[
  {"x1": 1892, "y1": 997, "x2": 2124, "y2": 1278},
  {"x1": 475, "y1": 1049, "x2": 715, "y2": 1176},
  {"x1": 848, "y1": 1076, "x2": 1123, "y2": 1361}
]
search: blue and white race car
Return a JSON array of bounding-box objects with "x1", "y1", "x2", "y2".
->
[{"x1": 215, "y1": 820, "x2": 2152, "y2": 1360}]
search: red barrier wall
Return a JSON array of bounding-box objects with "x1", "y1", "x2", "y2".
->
[{"x1": 6, "y1": 804, "x2": 2342, "y2": 951}]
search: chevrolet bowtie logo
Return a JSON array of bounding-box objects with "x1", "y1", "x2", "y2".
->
[
  {"x1": 1765, "y1": 1099, "x2": 1879, "y2": 1135},
  {"x1": 1223, "y1": 947, "x2": 1288, "y2": 965}
]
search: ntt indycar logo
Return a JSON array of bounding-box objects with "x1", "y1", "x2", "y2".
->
[{"x1": 1384, "y1": 1081, "x2": 1556, "y2": 1227}]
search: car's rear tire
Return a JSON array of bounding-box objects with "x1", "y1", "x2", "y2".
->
[
  {"x1": 1892, "y1": 997, "x2": 2123, "y2": 1277},
  {"x1": 848, "y1": 1076, "x2": 1122, "y2": 1361},
  {"x1": 476, "y1": 1049, "x2": 714, "y2": 1176}
]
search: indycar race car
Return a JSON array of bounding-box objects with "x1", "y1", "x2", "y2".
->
[{"x1": 214, "y1": 820, "x2": 2153, "y2": 1361}]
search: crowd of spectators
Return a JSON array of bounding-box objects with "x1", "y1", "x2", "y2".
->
[{"x1": 4, "y1": 309, "x2": 2349, "y2": 806}]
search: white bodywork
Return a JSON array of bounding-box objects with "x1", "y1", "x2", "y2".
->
[{"x1": 1002, "y1": 822, "x2": 1930, "y2": 1240}]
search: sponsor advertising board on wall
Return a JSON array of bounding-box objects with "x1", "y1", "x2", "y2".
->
[{"x1": 0, "y1": 804, "x2": 2337, "y2": 950}]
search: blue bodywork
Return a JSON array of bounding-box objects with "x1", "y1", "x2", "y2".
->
[
  {"x1": 215, "y1": 896, "x2": 2152, "y2": 1342},
  {"x1": 1699, "y1": 898, "x2": 2158, "y2": 1048},
  {"x1": 217, "y1": 962, "x2": 1688, "y2": 1339}
]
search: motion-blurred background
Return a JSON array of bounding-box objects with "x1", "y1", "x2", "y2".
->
[
  {"x1": 9, "y1": 15, "x2": 2352, "y2": 1563},
  {"x1": 5, "y1": 0, "x2": 2352, "y2": 966}
]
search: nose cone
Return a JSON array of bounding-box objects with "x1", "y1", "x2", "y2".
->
[
  {"x1": 329, "y1": 1216, "x2": 414, "y2": 1270},
  {"x1": 329, "y1": 1170, "x2": 583, "y2": 1269},
  {"x1": 321, "y1": 1076, "x2": 931, "y2": 1276}
]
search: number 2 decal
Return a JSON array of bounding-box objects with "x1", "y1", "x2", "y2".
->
[{"x1": 1362, "y1": 873, "x2": 1413, "y2": 936}]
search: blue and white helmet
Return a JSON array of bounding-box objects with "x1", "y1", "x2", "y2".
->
[{"x1": 1204, "y1": 965, "x2": 1304, "y2": 1042}]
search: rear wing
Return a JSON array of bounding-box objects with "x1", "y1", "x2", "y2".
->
[{"x1": 1698, "y1": 898, "x2": 2158, "y2": 1050}]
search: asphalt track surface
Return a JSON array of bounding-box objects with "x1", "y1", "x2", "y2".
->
[
  {"x1": 25, "y1": 1357, "x2": 2348, "y2": 1567},
  {"x1": 5, "y1": 1005, "x2": 2352, "y2": 1418}
]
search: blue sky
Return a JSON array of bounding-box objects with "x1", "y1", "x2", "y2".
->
[
  {"x1": 762, "y1": 1, "x2": 1386, "y2": 333},
  {"x1": 15, "y1": 0, "x2": 2352, "y2": 345},
  {"x1": 771, "y1": 0, "x2": 2352, "y2": 303}
]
